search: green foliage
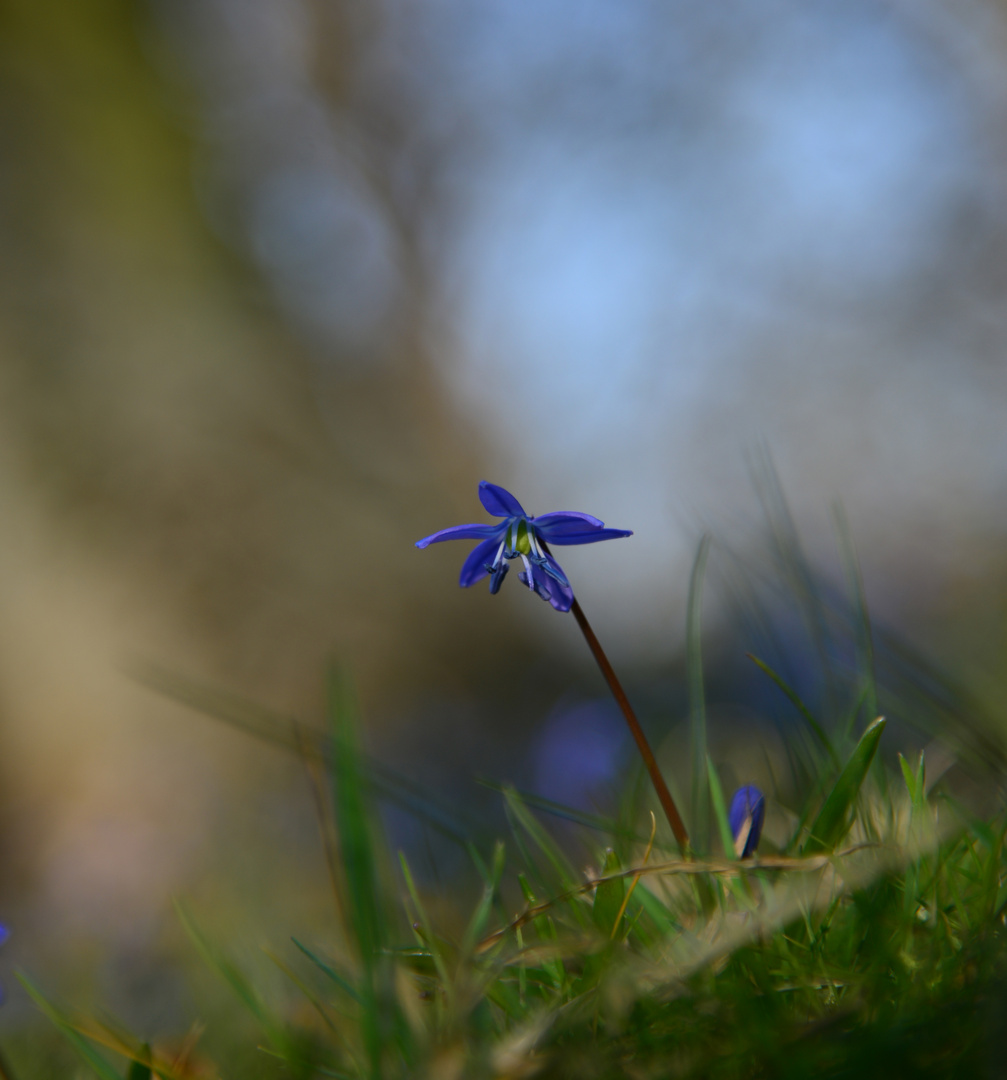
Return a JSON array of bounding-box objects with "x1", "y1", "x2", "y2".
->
[
  {"x1": 804, "y1": 716, "x2": 887, "y2": 854},
  {"x1": 746, "y1": 652, "x2": 839, "y2": 766},
  {"x1": 16, "y1": 975, "x2": 122, "y2": 1080},
  {"x1": 687, "y1": 533, "x2": 713, "y2": 854},
  {"x1": 26, "y1": 495, "x2": 1007, "y2": 1077},
  {"x1": 707, "y1": 755, "x2": 736, "y2": 860},
  {"x1": 26, "y1": 691, "x2": 1007, "y2": 1079}
]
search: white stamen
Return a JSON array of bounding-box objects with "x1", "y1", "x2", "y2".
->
[{"x1": 520, "y1": 554, "x2": 534, "y2": 589}]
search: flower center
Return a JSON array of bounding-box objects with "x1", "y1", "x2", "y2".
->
[{"x1": 513, "y1": 518, "x2": 533, "y2": 556}]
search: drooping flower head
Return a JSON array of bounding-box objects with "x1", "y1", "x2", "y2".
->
[
  {"x1": 415, "y1": 481, "x2": 632, "y2": 612},
  {"x1": 728, "y1": 785, "x2": 765, "y2": 858}
]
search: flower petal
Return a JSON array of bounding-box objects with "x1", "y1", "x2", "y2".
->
[
  {"x1": 459, "y1": 536, "x2": 502, "y2": 587},
  {"x1": 479, "y1": 481, "x2": 527, "y2": 518},
  {"x1": 520, "y1": 555, "x2": 574, "y2": 612},
  {"x1": 542, "y1": 527, "x2": 633, "y2": 545},
  {"x1": 728, "y1": 786, "x2": 765, "y2": 858},
  {"x1": 535, "y1": 512, "x2": 633, "y2": 546},
  {"x1": 416, "y1": 523, "x2": 501, "y2": 549},
  {"x1": 533, "y1": 511, "x2": 605, "y2": 530}
]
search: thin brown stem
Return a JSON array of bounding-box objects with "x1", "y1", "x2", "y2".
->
[{"x1": 569, "y1": 597, "x2": 690, "y2": 853}]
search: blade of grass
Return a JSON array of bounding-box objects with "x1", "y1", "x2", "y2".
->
[
  {"x1": 461, "y1": 840, "x2": 506, "y2": 957},
  {"x1": 129, "y1": 661, "x2": 474, "y2": 846},
  {"x1": 477, "y1": 779, "x2": 638, "y2": 838},
  {"x1": 706, "y1": 756, "x2": 735, "y2": 860},
  {"x1": 502, "y1": 788, "x2": 583, "y2": 900},
  {"x1": 746, "y1": 653, "x2": 838, "y2": 767},
  {"x1": 291, "y1": 939, "x2": 360, "y2": 1002},
  {"x1": 174, "y1": 901, "x2": 277, "y2": 1040},
  {"x1": 688, "y1": 533, "x2": 713, "y2": 854},
  {"x1": 611, "y1": 812, "x2": 658, "y2": 941},
  {"x1": 265, "y1": 948, "x2": 342, "y2": 1036},
  {"x1": 749, "y1": 445, "x2": 838, "y2": 709},
  {"x1": 591, "y1": 849, "x2": 625, "y2": 935},
  {"x1": 126, "y1": 1048, "x2": 152, "y2": 1080},
  {"x1": 399, "y1": 852, "x2": 453, "y2": 994},
  {"x1": 17, "y1": 974, "x2": 123, "y2": 1080},
  {"x1": 804, "y1": 716, "x2": 887, "y2": 854},
  {"x1": 328, "y1": 668, "x2": 395, "y2": 1078},
  {"x1": 833, "y1": 502, "x2": 877, "y2": 725},
  {"x1": 898, "y1": 752, "x2": 917, "y2": 803}
]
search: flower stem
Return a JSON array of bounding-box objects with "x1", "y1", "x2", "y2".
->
[{"x1": 569, "y1": 598, "x2": 690, "y2": 853}]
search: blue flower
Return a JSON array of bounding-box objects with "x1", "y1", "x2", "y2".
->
[
  {"x1": 728, "y1": 785, "x2": 765, "y2": 858},
  {"x1": 415, "y1": 481, "x2": 633, "y2": 613}
]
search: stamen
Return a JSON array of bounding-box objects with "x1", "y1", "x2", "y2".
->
[
  {"x1": 488, "y1": 559, "x2": 509, "y2": 594},
  {"x1": 504, "y1": 520, "x2": 519, "y2": 558},
  {"x1": 520, "y1": 553, "x2": 534, "y2": 589}
]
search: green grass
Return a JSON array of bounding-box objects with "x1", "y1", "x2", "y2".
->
[
  {"x1": 21, "y1": 499, "x2": 1007, "y2": 1078},
  {"x1": 24, "y1": 689, "x2": 1007, "y2": 1079}
]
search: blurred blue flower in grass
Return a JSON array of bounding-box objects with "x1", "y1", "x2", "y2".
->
[
  {"x1": 416, "y1": 481, "x2": 632, "y2": 612},
  {"x1": 534, "y1": 700, "x2": 626, "y2": 810},
  {"x1": 729, "y1": 786, "x2": 765, "y2": 858}
]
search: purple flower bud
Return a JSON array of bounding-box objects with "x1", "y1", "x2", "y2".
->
[{"x1": 728, "y1": 785, "x2": 765, "y2": 858}]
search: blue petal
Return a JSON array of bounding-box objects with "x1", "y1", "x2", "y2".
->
[
  {"x1": 533, "y1": 511, "x2": 605, "y2": 530},
  {"x1": 546, "y1": 578, "x2": 575, "y2": 612},
  {"x1": 478, "y1": 481, "x2": 526, "y2": 518},
  {"x1": 538, "y1": 526, "x2": 633, "y2": 546},
  {"x1": 728, "y1": 785, "x2": 765, "y2": 858},
  {"x1": 520, "y1": 556, "x2": 574, "y2": 612},
  {"x1": 534, "y1": 512, "x2": 633, "y2": 546},
  {"x1": 488, "y1": 558, "x2": 509, "y2": 594},
  {"x1": 416, "y1": 523, "x2": 502, "y2": 549},
  {"x1": 459, "y1": 536, "x2": 502, "y2": 587}
]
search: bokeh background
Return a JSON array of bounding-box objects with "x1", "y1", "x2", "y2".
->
[{"x1": 1, "y1": 0, "x2": 1007, "y2": 1063}]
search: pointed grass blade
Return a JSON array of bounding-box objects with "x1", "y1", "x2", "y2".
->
[
  {"x1": 804, "y1": 716, "x2": 887, "y2": 854},
  {"x1": 398, "y1": 852, "x2": 453, "y2": 992},
  {"x1": 328, "y1": 670, "x2": 383, "y2": 969},
  {"x1": 174, "y1": 901, "x2": 273, "y2": 1031},
  {"x1": 706, "y1": 757, "x2": 735, "y2": 860},
  {"x1": 898, "y1": 751, "x2": 924, "y2": 809},
  {"x1": 126, "y1": 1047, "x2": 152, "y2": 1080},
  {"x1": 746, "y1": 653, "x2": 838, "y2": 767},
  {"x1": 129, "y1": 661, "x2": 473, "y2": 846},
  {"x1": 591, "y1": 849, "x2": 625, "y2": 935},
  {"x1": 687, "y1": 533, "x2": 712, "y2": 853},
  {"x1": 461, "y1": 840, "x2": 506, "y2": 957},
  {"x1": 502, "y1": 787, "x2": 582, "y2": 897},
  {"x1": 833, "y1": 502, "x2": 878, "y2": 724},
  {"x1": 17, "y1": 974, "x2": 122, "y2": 1080},
  {"x1": 749, "y1": 445, "x2": 837, "y2": 703},
  {"x1": 291, "y1": 939, "x2": 360, "y2": 1002},
  {"x1": 477, "y1": 778, "x2": 639, "y2": 839},
  {"x1": 328, "y1": 668, "x2": 400, "y2": 1079}
]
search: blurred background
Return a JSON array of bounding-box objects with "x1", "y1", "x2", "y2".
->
[{"x1": 1, "y1": 0, "x2": 1007, "y2": 1063}]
